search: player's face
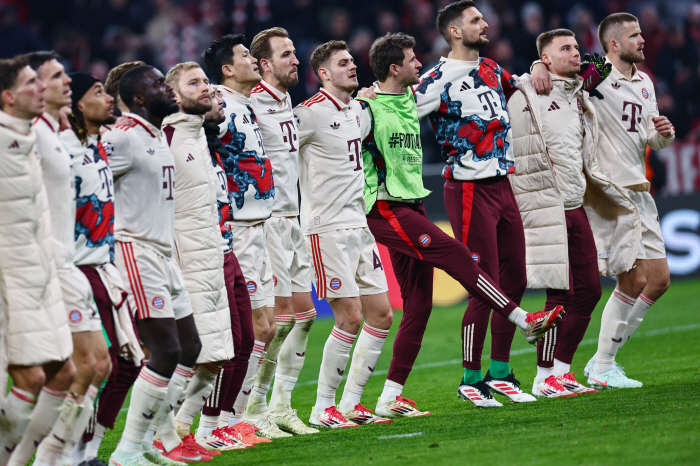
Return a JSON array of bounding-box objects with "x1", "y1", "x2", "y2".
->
[
  {"x1": 177, "y1": 67, "x2": 211, "y2": 115},
  {"x1": 267, "y1": 36, "x2": 299, "y2": 88},
  {"x1": 618, "y1": 21, "x2": 645, "y2": 64},
  {"x1": 543, "y1": 35, "x2": 580, "y2": 78},
  {"x1": 142, "y1": 68, "x2": 179, "y2": 118},
  {"x1": 396, "y1": 47, "x2": 422, "y2": 86},
  {"x1": 323, "y1": 50, "x2": 358, "y2": 92},
  {"x1": 36, "y1": 59, "x2": 72, "y2": 109},
  {"x1": 457, "y1": 7, "x2": 489, "y2": 50},
  {"x1": 230, "y1": 44, "x2": 262, "y2": 86},
  {"x1": 204, "y1": 88, "x2": 225, "y2": 125},
  {"x1": 9, "y1": 66, "x2": 46, "y2": 118},
  {"x1": 77, "y1": 82, "x2": 115, "y2": 126}
]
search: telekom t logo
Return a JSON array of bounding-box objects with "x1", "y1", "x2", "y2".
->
[
  {"x1": 348, "y1": 138, "x2": 362, "y2": 171},
  {"x1": 477, "y1": 90, "x2": 498, "y2": 119},
  {"x1": 98, "y1": 166, "x2": 113, "y2": 198},
  {"x1": 162, "y1": 165, "x2": 175, "y2": 200},
  {"x1": 280, "y1": 120, "x2": 297, "y2": 152},
  {"x1": 622, "y1": 101, "x2": 643, "y2": 133}
]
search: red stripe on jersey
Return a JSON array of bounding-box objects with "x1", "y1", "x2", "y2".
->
[
  {"x1": 121, "y1": 242, "x2": 150, "y2": 319},
  {"x1": 460, "y1": 182, "x2": 475, "y2": 244},
  {"x1": 362, "y1": 324, "x2": 389, "y2": 339},
  {"x1": 251, "y1": 84, "x2": 265, "y2": 94},
  {"x1": 319, "y1": 89, "x2": 343, "y2": 110},
  {"x1": 256, "y1": 82, "x2": 282, "y2": 102},
  {"x1": 377, "y1": 201, "x2": 423, "y2": 260},
  {"x1": 35, "y1": 114, "x2": 56, "y2": 132},
  {"x1": 310, "y1": 234, "x2": 326, "y2": 298},
  {"x1": 124, "y1": 117, "x2": 157, "y2": 138},
  {"x1": 300, "y1": 94, "x2": 326, "y2": 107}
]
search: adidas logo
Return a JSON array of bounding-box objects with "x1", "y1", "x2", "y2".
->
[
  {"x1": 186, "y1": 153, "x2": 194, "y2": 162},
  {"x1": 547, "y1": 101, "x2": 561, "y2": 111},
  {"x1": 142, "y1": 412, "x2": 154, "y2": 419},
  {"x1": 337, "y1": 368, "x2": 344, "y2": 376},
  {"x1": 460, "y1": 81, "x2": 471, "y2": 91},
  {"x1": 147, "y1": 148, "x2": 155, "y2": 155},
  {"x1": 82, "y1": 155, "x2": 92, "y2": 165},
  {"x1": 612, "y1": 82, "x2": 620, "y2": 89},
  {"x1": 242, "y1": 115, "x2": 250, "y2": 124},
  {"x1": 242, "y1": 389, "x2": 251, "y2": 395},
  {"x1": 53, "y1": 434, "x2": 66, "y2": 444},
  {"x1": 368, "y1": 366, "x2": 375, "y2": 373},
  {"x1": 267, "y1": 109, "x2": 276, "y2": 113},
  {"x1": 296, "y1": 352, "x2": 305, "y2": 357},
  {"x1": 612, "y1": 337, "x2": 622, "y2": 343},
  {"x1": 8, "y1": 140, "x2": 18, "y2": 149},
  {"x1": 330, "y1": 122, "x2": 340, "y2": 129},
  {"x1": 523, "y1": 105, "x2": 530, "y2": 112}
]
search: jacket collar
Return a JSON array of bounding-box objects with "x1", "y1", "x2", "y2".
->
[
  {"x1": 0, "y1": 109, "x2": 33, "y2": 135},
  {"x1": 256, "y1": 80, "x2": 286, "y2": 102},
  {"x1": 34, "y1": 112, "x2": 60, "y2": 133},
  {"x1": 550, "y1": 72, "x2": 583, "y2": 94},
  {"x1": 121, "y1": 112, "x2": 160, "y2": 137},
  {"x1": 162, "y1": 112, "x2": 204, "y2": 135},
  {"x1": 219, "y1": 85, "x2": 251, "y2": 105},
  {"x1": 319, "y1": 88, "x2": 351, "y2": 110}
]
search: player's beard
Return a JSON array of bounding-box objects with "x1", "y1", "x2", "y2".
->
[
  {"x1": 205, "y1": 112, "x2": 225, "y2": 126},
  {"x1": 149, "y1": 98, "x2": 179, "y2": 119},
  {"x1": 463, "y1": 34, "x2": 489, "y2": 51},
  {"x1": 180, "y1": 94, "x2": 212, "y2": 115},
  {"x1": 272, "y1": 66, "x2": 299, "y2": 88},
  {"x1": 620, "y1": 48, "x2": 644, "y2": 64}
]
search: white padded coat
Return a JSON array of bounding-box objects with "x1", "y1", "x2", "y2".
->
[{"x1": 162, "y1": 112, "x2": 233, "y2": 363}]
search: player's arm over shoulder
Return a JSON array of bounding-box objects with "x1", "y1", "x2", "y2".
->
[
  {"x1": 294, "y1": 104, "x2": 316, "y2": 147},
  {"x1": 414, "y1": 64, "x2": 444, "y2": 121},
  {"x1": 101, "y1": 126, "x2": 133, "y2": 177}
]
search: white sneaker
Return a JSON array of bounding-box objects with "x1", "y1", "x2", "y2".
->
[
  {"x1": 484, "y1": 370, "x2": 537, "y2": 403},
  {"x1": 556, "y1": 372, "x2": 598, "y2": 394},
  {"x1": 309, "y1": 406, "x2": 359, "y2": 428},
  {"x1": 375, "y1": 395, "x2": 432, "y2": 418},
  {"x1": 109, "y1": 450, "x2": 157, "y2": 466},
  {"x1": 583, "y1": 356, "x2": 595, "y2": 378},
  {"x1": 521, "y1": 306, "x2": 565, "y2": 344},
  {"x1": 245, "y1": 414, "x2": 293, "y2": 438},
  {"x1": 341, "y1": 404, "x2": 393, "y2": 425},
  {"x1": 195, "y1": 428, "x2": 250, "y2": 451},
  {"x1": 587, "y1": 366, "x2": 643, "y2": 389},
  {"x1": 457, "y1": 381, "x2": 503, "y2": 407},
  {"x1": 532, "y1": 375, "x2": 577, "y2": 398},
  {"x1": 270, "y1": 409, "x2": 319, "y2": 434}
]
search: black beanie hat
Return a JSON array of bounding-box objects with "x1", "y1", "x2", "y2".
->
[{"x1": 68, "y1": 72, "x2": 99, "y2": 109}]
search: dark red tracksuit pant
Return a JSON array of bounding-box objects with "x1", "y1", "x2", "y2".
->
[
  {"x1": 79, "y1": 265, "x2": 142, "y2": 440},
  {"x1": 444, "y1": 177, "x2": 527, "y2": 371},
  {"x1": 538, "y1": 207, "x2": 602, "y2": 367},
  {"x1": 366, "y1": 199, "x2": 521, "y2": 386},
  {"x1": 203, "y1": 250, "x2": 254, "y2": 416}
]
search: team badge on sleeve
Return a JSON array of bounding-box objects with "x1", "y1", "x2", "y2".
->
[
  {"x1": 472, "y1": 253, "x2": 481, "y2": 264},
  {"x1": 419, "y1": 234, "x2": 431, "y2": 246},
  {"x1": 577, "y1": 98, "x2": 582, "y2": 110},
  {"x1": 152, "y1": 296, "x2": 165, "y2": 309},
  {"x1": 641, "y1": 88, "x2": 649, "y2": 99},
  {"x1": 247, "y1": 281, "x2": 258, "y2": 293},
  {"x1": 356, "y1": 116, "x2": 361, "y2": 127},
  {"x1": 69, "y1": 310, "x2": 82, "y2": 323},
  {"x1": 330, "y1": 278, "x2": 342, "y2": 290},
  {"x1": 273, "y1": 276, "x2": 278, "y2": 287}
]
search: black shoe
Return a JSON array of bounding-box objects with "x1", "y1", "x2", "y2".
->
[
  {"x1": 484, "y1": 370, "x2": 537, "y2": 403},
  {"x1": 457, "y1": 380, "x2": 503, "y2": 407}
]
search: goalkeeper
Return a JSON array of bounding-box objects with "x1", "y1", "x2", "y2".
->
[{"x1": 508, "y1": 28, "x2": 614, "y2": 397}]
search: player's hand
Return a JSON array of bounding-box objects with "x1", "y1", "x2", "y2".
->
[
  {"x1": 579, "y1": 53, "x2": 612, "y2": 92},
  {"x1": 531, "y1": 62, "x2": 552, "y2": 95},
  {"x1": 653, "y1": 116, "x2": 674, "y2": 137},
  {"x1": 356, "y1": 86, "x2": 377, "y2": 100}
]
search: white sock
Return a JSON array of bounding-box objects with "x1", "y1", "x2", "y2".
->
[
  {"x1": 535, "y1": 365, "x2": 554, "y2": 384},
  {"x1": 315, "y1": 327, "x2": 356, "y2": 413},
  {"x1": 232, "y1": 341, "x2": 265, "y2": 418},
  {"x1": 622, "y1": 293, "x2": 655, "y2": 345},
  {"x1": 508, "y1": 307, "x2": 528, "y2": 330},
  {"x1": 380, "y1": 380, "x2": 403, "y2": 403},
  {"x1": 151, "y1": 364, "x2": 193, "y2": 452},
  {"x1": 270, "y1": 309, "x2": 316, "y2": 412},
  {"x1": 34, "y1": 394, "x2": 82, "y2": 466},
  {"x1": 339, "y1": 323, "x2": 389, "y2": 412},
  {"x1": 218, "y1": 411, "x2": 232, "y2": 428},
  {"x1": 70, "y1": 437, "x2": 88, "y2": 466},
  {"x1": 6, "y1": 385, "x2": 66, "y2": 466},
  {"x1": 552, "y1": 359, "x2": 571, "y2": 377},
  {"x1": 227, "y1": 413, "x2": 243, "y2": 427},
  {"x1": 117, "y1": 367, "x2": 169, "y2": 452},
  {"x1": 86, "y1": 423, "x2": 106, "y2": 459},
  {"x1": 176, "y1": 363, "x2": 221, "y2": 429},
  {"x1": 0, "y1": 387, "x2": 37, "y2": 464},
  {"x1": 593, "y1": 289, "x2": 636, "y2": 374},
  {"x1": 63, "y1": 385, "x2": 98, "y2": 457},
  {"x1": 247, "y1": 316, "x2": 295, "y2": 416},
  {"x1": 196, "y1": 414, "x2": 219, "y2": 438}
]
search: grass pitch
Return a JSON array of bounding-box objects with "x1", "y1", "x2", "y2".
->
[{"x1": 100, "y1": 279, "x2": 700, "y2": 465}]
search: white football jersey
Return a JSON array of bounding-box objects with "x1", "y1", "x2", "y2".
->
[
  {"x1": 34, "y1": 113, "x2": 76, "y2": 270},
  {"x1": 60, "y1": 130, "x2": 115, "y2": 266},
  {"x1": 295, "y1": 88, "x2": 367, "y2": 235},
  {"x1": 102, "y1": 112, "x2": 176, "y2": 258},
  {"x1": 251, "y1": 80, "x2": 299, "y2": 217},
  {"x1": 588, "y1": 61, "x2": 674, "y2": 191},
  {"x1": 217, "y1": 85, "x2": 274, "y2": 225}
]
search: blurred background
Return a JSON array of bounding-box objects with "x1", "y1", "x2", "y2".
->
[{"x1": 3, "y1": 0, "x2": 699, "y2": 307}]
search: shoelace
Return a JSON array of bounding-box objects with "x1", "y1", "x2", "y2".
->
[
  {"x1": 231, "y1": 423, "x2": 256, "y2": 435},
  {"x1": 562, "y1": 372, "x2": 578, "y2": 383},
  {"x1": 396, "y1": 395, "x2": 417, "y2": 407},
  {"x1": 222, "y1": 426, "x2": 245, "y2": 442},
  {"x1": 505, "y1": 370, "x2": 522, "y2": 386},
  {"x1": 353, "y1": 403, "x2": 374, "y2": 417},
  {"x1": 212, "y1": 427, "x2": 238, "y2": 444},
  {"x1": 183, "y1": 434, "x2": 207, "y2": 453},
  {"x1": 325, "y1": 406, "x2": 348, "y2": 422},
  {"x1": 544, "y1": 375, "x2": 567, "y2": 391}
]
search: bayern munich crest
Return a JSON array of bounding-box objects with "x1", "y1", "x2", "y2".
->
[
  {"x1": 472, "y1": 253, "x2": 481, "y2": 263},
  {"x1": 69, "y1": 310, "x2": 82, "y2": 323},
  {"x1": 356, "y1": 115, "x2": 361, "y2": 127},
  {"x1": 419, "y1": 234, "x2": 431, "y2": 246},
  {"x1": 642, "y1": 88, "x2": 649, "y2": 99},
  {"x1": 152, "y1": 296, "x2": 165, "y2": 309},
  {"x1": 247, "y1": 281, "x2": 257, "y2": 293},
  {"x1": 577, "y1": 98, "x2": 582, "y2": 110},
  {"x1": 273, "y1": 275, "x2": 278, "y2": 287},
  {"x1": 330, "y1": 278, "x2": 342, "y2": 290}
]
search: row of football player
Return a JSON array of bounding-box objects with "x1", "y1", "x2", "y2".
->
[{"x1": 0, "y1": 0, "x2": 674, "y2": 465}]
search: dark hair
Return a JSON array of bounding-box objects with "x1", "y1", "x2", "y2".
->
[
  {"x1": 68, "y1": 104, "x2": 89, "y2": 145},
  {"x1": 0, "y1": 56, "x2": 29, "y2": 109},
  {"x1": 309, "y1": 40, "x2": 348, "y2": 82},
  {"x1": 202, "y1": 34, "x2": 246, "y2": 84},
  {"x1": 106, "y1": 61, "x2": 146, "y2": 100},
  {"x1": 119, "y1": 64, "x2": 155, "y2": 110},
  {"x1": 369, "y1": 33, "x2": 417, "y2": 82},
  {"x1": 436, "y1": 0, "x2": 476, "y2": 43},
  {"x1": 250, "y1": 27, "x2": 289, "y2": 62},
  {"x1": 598, "y1": 12, "x2": 639, "y2": 53},
  {"x1": 536, "y1": 29, "x2": 576, "y2": 56},
  {"x1": 21, "y1": 50, "x2": 62, "y2": 72}
]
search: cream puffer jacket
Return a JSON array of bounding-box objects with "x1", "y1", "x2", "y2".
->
[
  {"x1": 162, "y1": 112, "x2": 233, "y2": 363},
  {"x1": 509, "y1": 77, "x2": 640, "y2": 285},
  {"x1": 0, "y1": 110, "x2": 73, "y2": 367}
]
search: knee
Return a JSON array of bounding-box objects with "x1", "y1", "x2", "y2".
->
[
  {"x1": 376, "y1": 305, "x2": 394, "y2": 330},
  {"x1": 631, "y1": 275, "x2": 648, "y2": 297},
  {"x1": 74, "y1": 351, "x2": 98, "y2": 380},
  {"x1": 95, "y1": 354, "x2": 112, "y2": 382},
  {"x1": 12, "y1": 366, "x2": 47, "y2": 394},
  {"x1": 51, "y1": 359, "x2": 76, "y2": 391},
  {"x1": 183, "y1": 337, "x2": 202, "y2": 364},
  {"x1": 649, "y1": 271, "x2": 671, "y2": 297}
]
